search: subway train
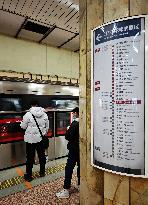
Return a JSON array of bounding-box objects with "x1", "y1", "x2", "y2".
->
[{"x1": 0, "y1": 81, "x2": 79, "y2": 170}]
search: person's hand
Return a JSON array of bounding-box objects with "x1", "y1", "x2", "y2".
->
[{"x1": 67, "y1": 126, "x2": 70, "y2": 130}]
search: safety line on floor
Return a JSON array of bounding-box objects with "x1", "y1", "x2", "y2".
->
[
  {"x1": 0, "y1": 163, "x2": 65, "y2": 190},
  {"x1": 15, "y1": 167, "x2": 32, "y2": 189}
]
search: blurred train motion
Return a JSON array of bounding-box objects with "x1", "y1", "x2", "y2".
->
[{"x1": 0, "y1": 81, "x2": 79, "y2": 170}]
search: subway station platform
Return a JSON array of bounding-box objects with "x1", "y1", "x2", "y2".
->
[{"x1": 0, "y1": 157, "x2": 79, "y2": 205}]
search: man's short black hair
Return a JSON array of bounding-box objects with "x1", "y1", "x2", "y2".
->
[
  {"x1": 30, "y1": 100, "x2": 39, "y2": 107},
  {"x1": 72, "y1": 107, "x2": 79, "y2": 114}
]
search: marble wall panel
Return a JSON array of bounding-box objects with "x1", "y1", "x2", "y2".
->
[
  {"x1": 80, "y1": 179, "x2": 103, "y2": 205},
  {"x1": 80, "y1": 0, "x2": 87, "y2": 56},
  {"x1": 80, "y1": 180, "x2": 89, "y2": 205},
  {"x1": 87, "y1": 163, "x2": 104, "y2": 195},
  {"x1": 104, "y1": 0, "x2": 129, "y2": 22},
  {"x1": 104, "y1": 198, "x2": 114, "y2": 205},
  {"x1": 114, "y1": 175, "x2": 129, "y2": 205},
  {"x1": 79, "y1": 98, "x2": 87, "y2": 180},
  {"x1": 131, "y1": 195, "x2": 148, "y2": 205},
  {"x1": 130, "y1": 189, "x2": 141, "y2": 205},
  {"x1": 104, "y1": 172, "x2": 121, "y2": 200},
  {"x1": 104, "y1": 171, "x2": 129, "y2": 205},
  {"x1": 130, "y1": 177, "x2": 148, "y2": 205},
  {"x1": 85, "y1": 187, "x2": 104, "y2": 205},
  {"x1": 79, "y1": 54, "x2": 87, "y2": 98},
  {"x1": 86, "y1": 51, "x2": 91, "y2": 89},
  {"x1": 104, "y1": 198, "x2": 126, "y2": 205},
  {"x1": 130, "y1": 0, "x2": 148, "y2": 16},
  {"x1": 80, "y1": 139, "x2": 87, "y2": 181},
  {"x1": 87, "y1": 0, "x2": 103, "y2": 52},
  {"x1": 79, "y1": 4, "x2": 87, "y2": 201}
]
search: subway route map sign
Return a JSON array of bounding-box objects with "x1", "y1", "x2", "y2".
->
[{"x1": 91, "y1": 16, "x2": 148, "y2": 177}]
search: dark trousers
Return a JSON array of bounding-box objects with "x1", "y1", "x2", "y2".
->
[
  {"x1": 64, "y1": 150, "x2": 80, "y2": 189},
  {"x1": 26, "y1": 141, "x2": 46, "y2": 177}
]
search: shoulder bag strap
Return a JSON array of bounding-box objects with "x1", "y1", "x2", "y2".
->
[{"x1": 31, "y1": 113, "x2": 43, "y2": 139}]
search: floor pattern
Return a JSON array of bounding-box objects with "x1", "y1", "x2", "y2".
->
[
  {"x1": 0, "y1": 163, "x2": 65, "y2": 190},
  {"x1": 0, "y1": 175, "x2": 79, "y2": 205}
]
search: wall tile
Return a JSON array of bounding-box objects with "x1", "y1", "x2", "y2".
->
[
  {"x1": 86, "y1": 51, "x2": 91, "y2": 88},
  {"x1": 104, "y1": 0, "x2": 129, "y2": 22},
  {"x1": 79, "y1": 97, "x2": 87, "y2": 141},
  {"x1": 104, "y1": 198, "x2": 127, "y2": 205},
  {"x1": 79, "y1": 54, "x2": 86, "y2": 98},
  {"x1": 80, "y1": 180, "x2": 89, "y2": 205},
  {"x1": 80, "y1": 0, "x2": 87, "y2": 56},
  {"x1": 86, "y1": 187, "x2": 104, "y2": 205},
  {"x1": 80, "y1": 140, "x2": 87, "y2": 181},
  {"x1": 81, "y1": 178, "x2": 103, "y2": 205},
  {"x1": 87, "y1": 164, "x2": 104, "y2": 195},
  {"x1": 104, "y1": 198, "x2": 113, "y2": 205},
  {"x1": 130, "y1": 189, "x2": 140, "y2": 205},
  {"x1": 79, "y1": 97, "x2": 87, "y2": 181},
  {"x1": 114, "y1": 175, "x2": 129, "y2": 205},
  {"x1": 104, "y1": 172, "x2": 121, "y2": 200},
  {"x1": 87, "y1": 0, "x2": 103, "y2": 52},
  {"x1": 130, "y1": 0, "x2": 148, "y2": 16},
  {"x1": 130, "y1": 177, "x2": 148, "y2": 194},
  {"x1": 104, "y1": 172, "x2": 129, "y2": 205},
  {"x1": 132, "y1": 193, "x2": 148, "y2": 205},
  {"x1": 130, "y1": 177, "x2": 148, "y2": 205}
]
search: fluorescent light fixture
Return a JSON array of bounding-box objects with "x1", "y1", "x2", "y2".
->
[{"x1": 62, "y1": 86, "x2": 79, "y2": 96}]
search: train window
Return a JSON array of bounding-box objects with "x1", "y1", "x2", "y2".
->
[
  {"x1": 0, "y1": 111, "x2": 54, "y2": 143},
  {"x1": 56, "y1": 112, "x2": 70, "y2": 135},
  {"x1": 52, "y1": 99, "x2": 78, "y2": 109},
  {"x1": 0, "y1": 113, "x2": 24, "y2": 143},
  {"x1": 0, "y1": 98, "x2": 22, "y2": 111}
]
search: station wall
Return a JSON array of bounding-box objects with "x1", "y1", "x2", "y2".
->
[{"x1": 0, "y1": 34, "x2": 79, "y2": 78}]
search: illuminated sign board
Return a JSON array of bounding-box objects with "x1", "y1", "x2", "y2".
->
[{"x1": 91, "y1": 16, "x2": 148, "y2": 177}]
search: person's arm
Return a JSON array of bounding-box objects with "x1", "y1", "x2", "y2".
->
[
  {"x1": 20, "y1": 113, "x2": 29, "y2": 130},
  {"x1": 65, "y1": 122, "x2": 77, "y2": 141},
  {"x1": 45, "y1": 115, "x2": 49, "y2": 134}
]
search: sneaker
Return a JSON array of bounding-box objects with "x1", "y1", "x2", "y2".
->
[
  {"x1": 24, "y1": 173, "x2": 32, "y2": 182},
  {"x1": 45, "y1": 155, "x2": 48, "y2": 162},
  {"x1": 56, "y1": 189, "x2": 69, "y2": 198}
]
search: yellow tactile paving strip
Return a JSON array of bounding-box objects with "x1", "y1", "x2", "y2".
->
[{"x1": 0, "y1": 163, "x2": 65, "y2": 190}]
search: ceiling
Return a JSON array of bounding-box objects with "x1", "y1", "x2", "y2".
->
[{"x1": 0, "y1": 0, "x2": 79, "y2": 52}]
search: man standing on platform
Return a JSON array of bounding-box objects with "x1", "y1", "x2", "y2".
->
[
  {"x1": 20, "y1": 100, "x2": 49, "y2": 182},
  {"x1": 56, "y1": 107, "x2": 80, "y2": 198}
]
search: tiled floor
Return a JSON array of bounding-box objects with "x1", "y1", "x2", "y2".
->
[
  {"x1": 0, "y1": 175, "x2": 79, "y2": 205},
  {"x1": 0, "y1": 157, "x2": 80, "y2": 204}
]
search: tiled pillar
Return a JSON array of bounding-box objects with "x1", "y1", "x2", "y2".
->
[
  {"x1": 79, "y1": 0, "x2": 148, "y2": 204},
  {"x1": 79, "y1": 0, "x2": 104, "y2": 204},
  {"x1": 79, "y1": 0, "x2": 88, "y2": 204}
]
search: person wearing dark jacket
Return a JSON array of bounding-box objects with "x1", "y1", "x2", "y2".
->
[{"x1": 56, "y1": 107, "x2": 80, "y2": 198}]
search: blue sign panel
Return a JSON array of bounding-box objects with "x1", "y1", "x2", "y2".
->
[{"x1": 95, "y1": 18, "x2": 141, "y2": 45}]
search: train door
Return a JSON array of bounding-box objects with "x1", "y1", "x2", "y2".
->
[
  {"x1": 0, "y1": 112, "x2": 25, "y2": 170},
  {"x1": 55, "y1": 111, "x2": 71, "y2": 159},
  {"x1": 45, "y1": 111, "x2": 54, "y2": 160}
]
